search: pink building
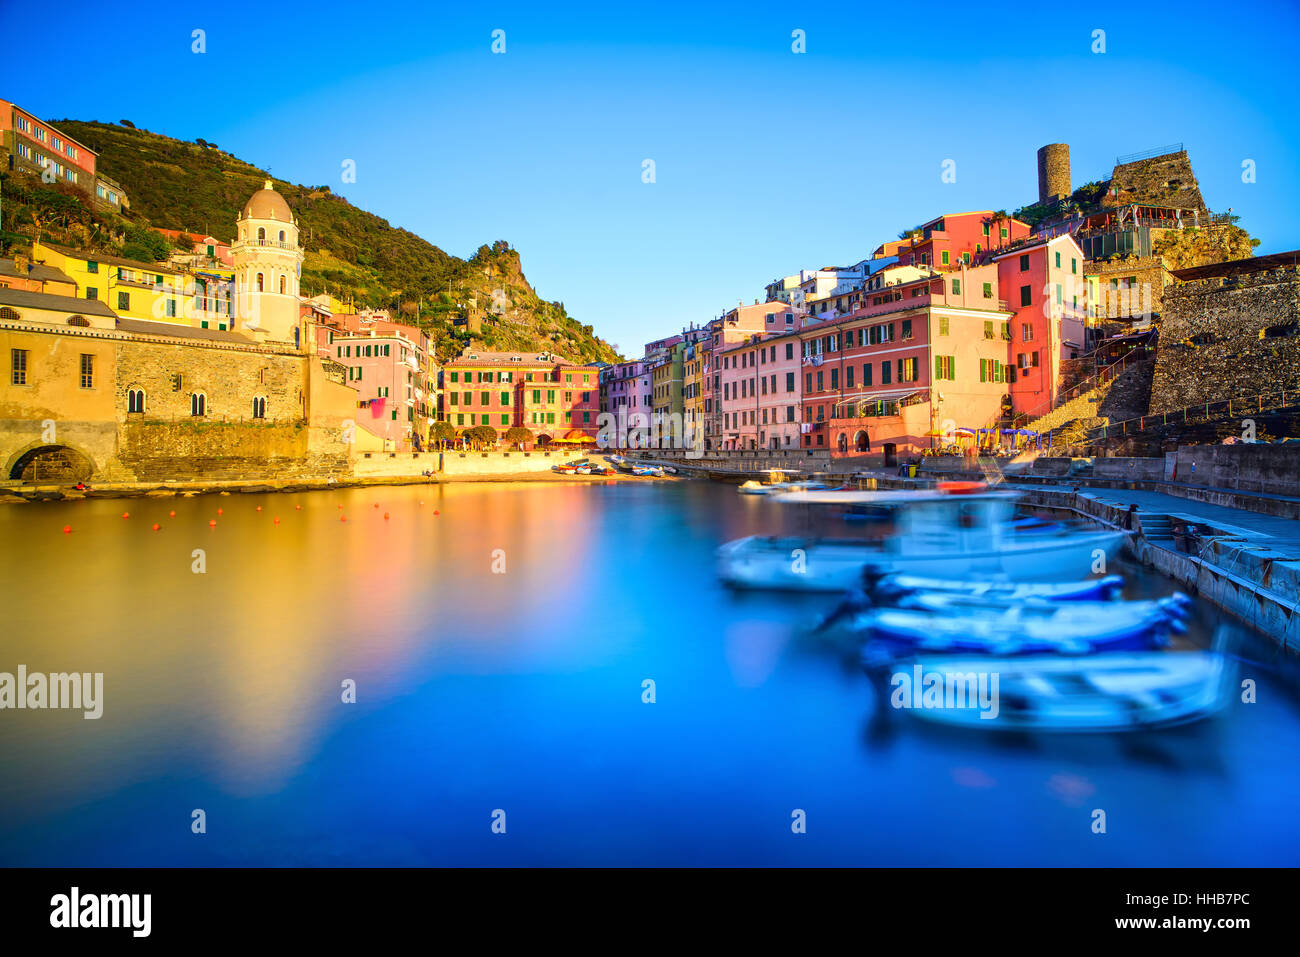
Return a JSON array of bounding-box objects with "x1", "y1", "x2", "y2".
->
[
  {"x1": 991, "y1": 234, "x2": 1088, "y2": 419},
  {"x1": 894, "y1": 210, "x2": 1033, "y2": 270},
  {"x1": 314, "y1": 313, "x2": 435, "y2": 450},
  {"x1": 157, "y1": 229, "x2": 234, "y2": 266},
  {"x1": 717, "y1": 331, "x2": 803, "y2": 450}
]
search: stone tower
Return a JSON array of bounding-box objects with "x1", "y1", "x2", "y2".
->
[
  {"x1": 231, "y1": 180, "x2": 305, "y2": 348},
  {"x1": 1037, "y1": 143, "x2": 1071, "y2": 205}
]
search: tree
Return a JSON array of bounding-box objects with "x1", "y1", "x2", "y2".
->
[
  {"x1": 504, "y1": 426, "x2": 534, "y2": 449},
  {"x1": 430, "y1": 420, "x2": 456, "y2": 448},
  {"x1": 467, "y1": 424, "x2": 498, "y2": 448}
]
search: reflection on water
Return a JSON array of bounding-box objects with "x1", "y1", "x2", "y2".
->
[{"x1": 1, "y1": 481, "x2": 1298, "y2": 865}]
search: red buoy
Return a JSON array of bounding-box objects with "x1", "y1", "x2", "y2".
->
[
  {"x1": 383, "y1": 512, "x2": 390, "y2": 520},
  {"x1": 340, "y1": 515, "x2": 347, "y2": 523},
  {"x1": 152, "y1": 523, "x2": 160, "y2": 531},
  {"x1": 433, "y1": 510, "x2": 440, "y2": 515},
  {"x1": 273, "y1": 517, "x2": 280, "y2": 524},
  {"x1": 63, "y1": 525, "x2": 72, "y2": 534},
  {"x1": 121, "y1": 512, "x2": 130, "y2": 520},
  {"x1": 295, "y1": 504, "x2": 302, "y2": 510},
  {"x1": 217, "y1": 507, "x2": 223, "y2": 515},
  {"x1": 168, "y1": 510, "x2": 176, "y2": 517},
  {"x1": 209, "y1": 520, "x2": 217, "y2": 527},
  {"x1": 256, "y1": 506, "x2": 262, "y2": 512}
]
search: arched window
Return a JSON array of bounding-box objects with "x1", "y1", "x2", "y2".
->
[
  {"x1": 252, "y1": 396, "x2": 266, "y2": 419},
  {"x1": 256, "y1": 273, "x2": 264, "y2": 292},
  {"x1": 66, "y1": 315, "x2": 90, "y2": 327},
  {"x1": 257, "y1": 227, "x2": 266, "y2": 241},
  {"x1": 127, "y1": 388, "x2": 146, "y2": 413},
  {"x1": 279, "y1": 275, "x2": 286, "y2": 294},
  {"x1": 0, "y1": 307, "x2": 19, "y2": 321},
  {"x1": 191, "y1": 393, "x2": 206, "y2": 417},
  {"x1": 278, "y1": 230, "x2": 285, "y2": 243}
]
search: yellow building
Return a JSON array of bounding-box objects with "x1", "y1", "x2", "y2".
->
[{"x1": 32, "y1": 241, "x2": 193, "y2": 326}]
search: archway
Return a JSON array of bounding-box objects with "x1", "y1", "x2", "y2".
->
[
  {"x1": 836, "y1": 433, "x2": 848, "y2": 453},
  {"x1": 8, "y1": 445, "x2": 94, "y2": 482},
  {"x1": 854, "y1": 430, "x2": 869, "y2": 452}
]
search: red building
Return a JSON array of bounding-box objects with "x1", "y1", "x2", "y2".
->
[{"x1": 895, "y1": 211, "x2": 1032, "y2": 270}]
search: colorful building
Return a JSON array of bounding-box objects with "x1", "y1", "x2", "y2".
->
[
  {"x1": 0, "y1": 99, "x2": 97, "y2": 196},
  {"x1": 895, "y1": 211, "x2": 1032, "y2": 270},
  {"x1": 443, "y1": 349, "x2": 599, "y2": 443},
  {"x1": 717, "y1": 330, "x2": 802, "y2": 450}
]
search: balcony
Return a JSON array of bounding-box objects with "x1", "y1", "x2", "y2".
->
[{"x1": 234, "y1": 239, "x2": 296, "y2": 250}]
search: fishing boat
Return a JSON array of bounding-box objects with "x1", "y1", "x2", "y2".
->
[
  {"x1": 893, "y1": 651, "x2": 1234, "y2": 732},
  {"x1": 632, "y1": 465, "x2": 665, "y2": 477},
  {"x1": 717, "y1": 488, "x2": 1125, "y2": 591},
  {"x1": 868, "y1": 572, "x2": 1126, "y2": 604}
]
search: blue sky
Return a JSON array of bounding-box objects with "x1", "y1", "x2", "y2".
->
[{"x1": 5, "y1": 0, "x2": 1298, "y2": 353}]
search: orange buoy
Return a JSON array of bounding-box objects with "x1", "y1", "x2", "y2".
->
[
  {"x1": 209, "y1": 520, "x2": 217, "y2": 527},
  {"x1": 433, "y1": 510, "x2": 440, "y2": 515},
  {"x1": 168, "y1": 510, "x2": 176, "y2": 517},
  {"x1": 256, "y1": 506, "x2": 262, "y2": 512},
  {"x1": 373, "y1": 503, "x2": 379, "y2": 508},
  {"x1": 273, "y1": 517, "x2": 280, "y2": 525},
  {"x1": 295, "y1": 504, "x2": 302, "y2": 510},
  {"x1": 63, "y1": 525, "x2": 72, "y2": 534},
  {"x1": 383, "y1": 512, "x2": 390, "y2": 520},
  {"x1": 337, "y1": 504, "x2": 343, "y2": 509},
  {"x1": 217, "y1": 507, "x2": 223, "y2": 515},
  {"x1": 340, "y1": 515, "x2": 347, "y2": 523},
  {"x1": 152, "y1": 523, "x2": 160, "y2": 531},
  {"x1": 121, "y1": 512, "x2": 130, "y2": 519}
]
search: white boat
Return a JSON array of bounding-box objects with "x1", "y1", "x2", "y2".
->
[
  {"x1": 736, "y1": 469, "x2": 823, "y2": 495},
  {"x1": 895, "y1": 652, "x2": 1233, "y2": 732},
  {"x1": 894, "y1": 590, "x2": 1190, "y2": 618},
  {"x1": 718, "y1": 488, "x2": 1126, "y2": 591}
]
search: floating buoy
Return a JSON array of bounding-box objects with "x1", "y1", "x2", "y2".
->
[
  {"x1": 340, "y1": 515, "x2": 347, "y2": 523},
  {"x1": 152, "y1": 523, "x2": 160, "y2": 531},
  {"x1": 383, "y1": 512, "x2": 389, "y2": 520},
  {"x1": 433, "y1": 510, "x2": 440, "y2": 515},
  {"x1": 168, "y1": 510, "x2": 176, "y2": 517},
  {"x1": 373, "y1": 503, "x2": 379, "y2": 508},
  {"x1": 295, "y1": 504, "x2": 302, "y2": 510},
  {"x1": 337, "y1": 504, "x2": 343, "y2": 509},
  {"x1": 273, "y1": 517, "x2": 280, "y2": 524},
  {"x1": 419, "y1": 501, "x2": 424, "y2": 507},
  {"x1": 209, "y1": 520, "x2": 217, "y2": 527},
  {"x1": 121, "y1": 512, "x2": 130, "y2": 520},
  {"x1": 256, "y1": 506, "x2": 262, "y2": 512},
  {"x1": 217, "y1": 507, "x2": 223, "y2": 515},
  {"x1": 63, "y1": 525, "x2": 72, "y2": 534}
]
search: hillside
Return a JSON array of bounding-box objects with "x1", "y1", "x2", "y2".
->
[{"x1": 1, "y1": 119, "x2": 620, "y2": 364}]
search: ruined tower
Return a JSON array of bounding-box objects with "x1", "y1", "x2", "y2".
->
[{"x1": 1037, "y1": 143, "x2": 1071, "y2": 205}]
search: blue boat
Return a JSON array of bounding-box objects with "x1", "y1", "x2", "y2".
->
[
  {"x1": 867, "y1": 572, "x2": 1126, "y2": 604},
  {"x1": 856, "y1": 599, "x2": 1183, "y2": 667}
]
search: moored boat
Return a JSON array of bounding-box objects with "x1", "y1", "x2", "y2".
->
[
  {"x1": 718, "y1": 488, "x2": 1125, "y2": 591},
  {"x1": 867, "y1": 572, "x2": 1127, "y2": 604},
  {"x1": 893, "y1": 651, "x2": 1234, "y2": 732}
]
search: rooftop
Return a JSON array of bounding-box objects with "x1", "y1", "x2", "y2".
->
[{"x1": 0, "y1": 286, "x2": 119, "y2": 318}]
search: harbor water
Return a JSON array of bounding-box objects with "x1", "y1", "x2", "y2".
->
[{"x1": 1, "y1": 480, "x2": 1298, "y2": 866}]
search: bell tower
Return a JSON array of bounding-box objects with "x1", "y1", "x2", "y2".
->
[{"x1": 231, "y1": 180, "x2": 305, "y2": 347}]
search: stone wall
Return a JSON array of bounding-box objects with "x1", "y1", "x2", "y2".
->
[
  {"x1": 1149, "y1": 266, "x2": 1300, "y2": 412},
  {"x1": 1084, "y1": 255, "x2": 1167, "y2": 319},
  {"x1": 440, "y1": 450, "x2": 574, "y2": 476},
  {"x1": 1172, "y1": 443, "x2": 1300, "y2": 497},
  {"x1": 1104, "y1": 150, "x2": 1208, "y2": 216}
]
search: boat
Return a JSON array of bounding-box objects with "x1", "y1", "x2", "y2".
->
[
  {"x1": 736, "y1": 468, "x2": 823, "y2": 495},
  {"x1": 551, "y1": 463, "x2": 578, "y2": 474},
  {"x1": 718, "y1": 488, "x2": 1126, "y2": 591},
  {"x1": 632, "y1": 465, "x2": 665, "y2": 477},
  {"x1": 868, "y1": 572, "x2": 1126, "y2": 604},
  {"x1": 891, "y1": 651, "x2": 1234, "y2": 732},
  {"x1": 852, "y1": 598, "x2": 1184, "y2": 666}
]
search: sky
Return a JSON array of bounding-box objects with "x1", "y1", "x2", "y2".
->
[{"x1": 4, "y1": 0, "x2": 1298, "y2": 354}]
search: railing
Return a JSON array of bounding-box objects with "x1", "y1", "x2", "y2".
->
[
  {"x1": 1088, "y1": 390, "x2": 1300, "y2": 440},
  {"x1": 234, "y1": 239, "x2": 296, "y2": 250},
  {"x1": 1011, "y1": 343, "x2": 1148, "y2": 428},
  {"x1": 1116, "y1": 143, "x2": 1183, "y2": 165}
]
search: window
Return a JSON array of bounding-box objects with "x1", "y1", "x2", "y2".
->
[
  {"x1": 961, "y1": 252, "x2": 970, "y2": 264},
  {"x1": 11, "y1": 349, "x2": 28, "y2": 385},
  {"x1": 1055, "y1": 251, "x2": 1061, "y2": 268},
  {"x1": 165, "y1": 298, "x2": 176, "y2": 318},
  {"x1": 85, "y1": 288, "x2": 98, "y2": 301},
  {"x1": 500, "y1": 391, "x2": 510, "y2": 405},
  {"x1": 86, "y1": 260, "x2": 99, "y2": 274},
  {"x1": 982, "y1": 282, "x2": 993, "y2": 299},
  {"x1": 1071, "y1": 258, "x2": 1078, "y2": 275},
  {"x1": 1019, "y1": 254, "x2": 1030, "y2": 271},
  {"x1": 951, "y1": 279, "x2": 961, "y2": 296},
  {"x1": 252, "y1": 396, "x2": 266, "y2": 419},
  {"x1": 79, "y1": 354, "x2": 94, "y2": 388},
  {"x1": 279, "y1": 276, "x2": 286, "y2": 294},
  {"x1": 258, "y1": 227, "x2": 266, "y2": 241},
  {"x1": 256, "y1": 273, "x2": 264, "y2": 292},
  {"x1": 1001, "y1": 227, "x2": 1009, "y2": 238},
  {"x1": 191, "y1": 393, "x2": 206, "y2": 416},
  {"x1": 278, "y1": 230, "x2": 286, "y2": 243},
  {"x1": 984, "y1": 321, "x2": 994, "y2": 340},
  {"x1": 1020, "y1": 285, "x2": 1032, "y2": 307},
  {"x1": 118, "y1": 291, "x2": 130, "y2": 311},
  {"x1": 1022, "y1": 323, "x2": 1034, "y2": 341},
  {"x1": 941, "y1": 251, "x2": 950, "y2": 265},
  {"x1": 935, "y1": 355, "x2": 955, "y2": 380},
  {"x1": 881, "y1": 361, "x2": 891, "y2": 385},
  {"x1": 898, "y1": 357, "x2": 917, "y2": 382},
  {"x1": 902, "y1": 319, "x2": 913, "y2": 340},
  {"x1": 939, "y1": 316, "x2": 950, "y2": 336}
]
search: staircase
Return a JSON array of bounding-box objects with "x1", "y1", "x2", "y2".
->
[
  {"x1": 1023, "y1": 379, "x2": 1115, "y2": 434},
  {"x1": 1137, "y1": 513, "x2": 1175, "y2": 544}
]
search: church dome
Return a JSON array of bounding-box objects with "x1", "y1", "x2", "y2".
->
[{"x1": 242, "y1": 180, "x2": 293, "y2": 221}]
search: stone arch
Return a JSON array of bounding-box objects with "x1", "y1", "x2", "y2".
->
[
  {"x1": 6, "y1": 443, "x2": 95, "y2": 482},
  {"x1": 854, "y1": 429, "x2": 869, "y2": 452}
]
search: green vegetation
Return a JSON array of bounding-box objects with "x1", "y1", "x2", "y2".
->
[{"x1": 1, "y1": 119, "x2": 621, "y2": 365}]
